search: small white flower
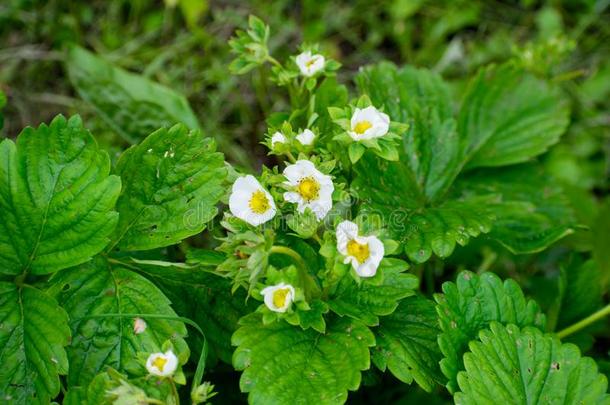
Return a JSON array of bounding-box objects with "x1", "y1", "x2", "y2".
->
[
  {"x1": 146, "y1": 350, "x2": 178, "y2": 377},
  {"x1": 295, "y1": 51, "x2": 325, "y2": 77},
  {"x1": 283, "y1": 160, "x2": 334, "y2": 220},
  {"x1": 296, "y1": 129, "x2": 315, "y2": 146},
  {"x1": 348, "y1": 106, "x2": 390, "y2": 140},
  {"x1": 271, "y1": 132, "x2": 286, "y2": 147},
  {"x1": 261, "y1": 283, "x2": 296, "y2": 313},
  {"x1": 336, "y1": 220, "x2": 384, "y2": 277},
  {"x1": 229, "y1": 175, "x2": 277, "y2": 226},
  {"x1": 133, "y1": 317, "x2": 146, "y2": 335}
]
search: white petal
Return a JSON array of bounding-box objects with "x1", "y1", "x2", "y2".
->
[
  {"x1": 350, "y1": 108, "x2": 365, "y2": 127},
  {"x1": 295, "y1": 51, "x2": 312, "y2": 74},
  {"x1": 349, "y1": 106, "x2": 390, "y2": 140},
  {"x1": 229, "y1": 176, "x2": 276, "y2": 226},
  {"x1": 162, "y1": 351, "x2": 179, "y2": 376},
  {"x1": 271, "y1": 132, "x2": 286, "y2": 146},
  {"x1": 146, "y1": 350, "x2": 178, "y2": 377},
  {"x1": 308, "y1": 197, "x2": 332, "y2": 220},
  {"x1": 355, "y1": 236, "x2": 384, "y2": 278},
  {"x1": 295, "y1": 51, "x2": 325, "y2": 76},
  {"x1": 232, "y1": 175, "x2": 261, "y2": 193},
  {"x1": 358, "y1": 106, "x2": 382, "y2": 122},
  {"x1": 296, "y1": 129, "x2": 315, "y2": 145},
  {"x1": 366, "y1": 235, "x2": 385, "y2": 259},
  {"x1": 283, "y1": 191, "x2": 302, "y2": 203},
  {"x1": 336, "y1": 221, "x2": 359, "y2": 254},
  {"x1": 283, "y1": 160, "x2": 334, "y2": 220},
  {"x1": 306, "y1": 54, "x2": 325, "y2": 75},
  {"x1": 355, "y1": 261, "x2": 378, "y2": 277},
  {"x1": 228, "y1": 190, "x2": 252, "y2": 219},
  {"x1": 261, "y1": 283, "x2": 295, "y2": 313},
  {"x1": 283, "y1": 160, "x2": 314, "y2": 184}
]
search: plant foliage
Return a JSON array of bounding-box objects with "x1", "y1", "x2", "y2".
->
[{"x1": 0, "y1": 7, "x2": 608, "y2": 405}]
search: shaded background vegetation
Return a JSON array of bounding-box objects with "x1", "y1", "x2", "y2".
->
[{"x1": 1, "y1": 0, "x2": 609, "y2": 403}]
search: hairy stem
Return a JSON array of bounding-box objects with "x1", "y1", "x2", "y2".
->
[
  {"x1": 270, "y1": 245, "x2": 308, "y2": 270},
  {"x1": 557, "y1": 303, "x2": 610, "y2": 339},
  {"x1": 269, "y1": 245, "x2": 321, "y2": 298}
]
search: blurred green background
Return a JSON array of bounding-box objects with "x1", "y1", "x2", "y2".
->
[
  {"x1": 2, "y1": 0, "x2": 608, "y2": 172},
  {"x1": 1, "y1": 0, "x2": 609, "y2": 403}
]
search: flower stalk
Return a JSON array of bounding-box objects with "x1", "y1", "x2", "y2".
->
[{"x1": 557, "y1": 303, "x2": 610, "y2": 339}]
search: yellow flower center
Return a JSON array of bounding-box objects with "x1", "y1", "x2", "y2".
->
[
  {"x1": 272, "y1": 288, "x2": 290, "y2": 308},
  {"x1": 152, "y1": 356, "x2": 168, "y2": 372},
  {"x1": 297, "y1": 177, "x2": 320, "y2": 201},
  {"x1": 347, "y1": 239, "x2": 370, "y2": 263},
  {"x1": 353, "y1": 120, "x2": 373, "y2": 135},
  {"x1": 306, "y1": 57, "x2": 318, "y2": 68},
  {"x1": 249, "y1": 190, "x2": 270, "y2": 214}
]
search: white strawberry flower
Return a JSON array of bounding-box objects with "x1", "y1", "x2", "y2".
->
[
  {"x1": 261, "y1": 283, "x2": 296, "y2": 313},
  {"x1": 348, "y1": 106, "x2": 390, "y2": 140},
  {"x1": 336, "y1": 220, "x2": 384, "y2": 277},
  {"x1": 295, "y1": 51, "x2": 325, "y2": 77},
  {"x1": 146, "y1": 350, "x2": 178, "y2": 377},
  {"x1": 133, "y1": 317, "x2": 146, "y2": 335},
  {"x1": 296, "y1": 129, "x2": 315, "y2": 146},
  {"x1": 283, "y1": 160, "x2": 334, "y2": 220},
  {"x1": 229, "y1": 175, "x2": 277, "y2": 226},
  {"x1": 271, "y1": 131, "x2": 286, "y2": 147}
]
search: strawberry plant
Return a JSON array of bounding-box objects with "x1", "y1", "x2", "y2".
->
[{"x1": 1, "y1": 13, "x2": 609, "y2": 405}]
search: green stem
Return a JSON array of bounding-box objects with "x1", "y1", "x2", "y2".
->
[
  {"x1": 557, "y1": 303, "x2": 610, "y2": 339},
  {"x1": 169, "y1": 378, "x2": 179, "y2": 404},
  {"x1": 285, "y1": 150, "x2": 297, "y2": 163},
  {"x1": 477, "y1": 248, "x2": 497, "y2": 274},
  {"x1": 270, "y1": 246, "x2": 307, "y2": 269},
  {"x1": 269, "y1": 245, "x2": 320, "y2": 298},
  {"x1": 266, "y1": 55, "x2": 282, "y2": 67},
  {"x1": 14, "y1": 272, "x2": 27, "y2": 287}
]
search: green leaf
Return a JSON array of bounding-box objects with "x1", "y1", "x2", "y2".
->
[
  {"x1": 436, "y1": 271, "x2": 546, "y2": 393},
  {"x1": 353, "y1": 153, "x2": 425, "y2": 212},
  {"x1": 458, "y1": 63, "x2": 570, "y2": 169},
  {"x1": 66, "y1": 46, "x2": 200, "y2": 143},
  {"x1": 233, "y1": 314, "x2": 375, "y2": 404},
  {"x1": 454, "y1": 164, "x2": 575, "y2": 254},
  {"x1": 63, "y1": 373, "x2": 109, "y2": 405},
  {"x1": 354, "y1": 155, "x2": 495, "y2": 263},
  {"x1": 348, "y1": 142, "x2": 365, "y2": 164},
  {"x1": 0, "y1": 283, "x2": 70, "y2": 403},
  {"x1": 314, "y1": 78, "x2": 348, "y2": 137},
  {"x1": 0, "y1": 115, "x2": 120, "y2": 276},
  {"x1": 109, "y1": 124, "x2": 226, "y2": 252},
  {"x1": 455, "y1": 323, "x2": 610, "y2": 405},
  {"x1": 328, "y1": 259, "x2": 418, "y2": 326},
  {"x1": 402, "y1": 196, "x2": 494, "y2": 263},
  {"x1": 372, "y1": 295, "x2": 443, "y2": 392},
  {"x1": 137, "y1": 262, "x2": 255, "y2": 364},
  {"x1": 356, "y1": 62, "x2": 460, "y2": 201},
  {"x1": 47, "y1": 257, "x2": 188, "y2": 387},
  {"x1": 297, "y1": 299, "x2": 329, "y2": 334},
  {"x1": 593, "y1": 200, "x2": 610, "y2": 286},
  {"x1": 557, "y1": 259, "x2": 603, "y2": 329}
]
